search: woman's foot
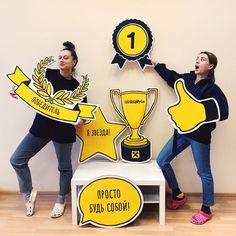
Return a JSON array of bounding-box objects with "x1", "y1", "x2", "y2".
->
[
  {"x1": 191, "y1": 211, "x2": 212, "y2": 225},
  {"x1": 25, "y1": 189, "x2": 37, "y2": 216},
  {"x1": 50, "y1": 202, "x2": 66, "y2": 218},
  {"x1": 167, "y1": 195, "x2": 188, "y2": 209}
]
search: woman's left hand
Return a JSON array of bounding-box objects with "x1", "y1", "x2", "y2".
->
[
  {"x1": 147, "y1": 55, "x2": 157, "y2": 67},
  {"x1": 74, "y1": 119, "x2": 85, "y2": 129}
]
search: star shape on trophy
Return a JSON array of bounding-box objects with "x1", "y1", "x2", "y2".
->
[{"x1": 76, "y1": 107, "x2": 127, "y2": 163}]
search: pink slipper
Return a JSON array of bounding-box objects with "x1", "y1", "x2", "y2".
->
[
  {"x1": 167, "y1": 196, "x2": 187, "y2": 209},
  {"x1": 191, "y1": 211, "x2": 212, "y2": 225}
]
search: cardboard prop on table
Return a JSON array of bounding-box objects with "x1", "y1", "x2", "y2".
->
[
  {"x1": 167, "y1": 79, "x2": 220, "y2": 133},
  {"x1": 7, "y1": 57, "x2": 98, "y2": 124},
  {"x1": 77, "y1": 176, "x2": 144, "y2": 228},
  {"x1": 110, "y1": 88, "x2": 158, "y2": 163},
  {"x1": 76, "y1": 107, "x2": 127, "y2": 163},
  {"x1": 111, "y1": 19, "x2": 153, "y2": 70}
]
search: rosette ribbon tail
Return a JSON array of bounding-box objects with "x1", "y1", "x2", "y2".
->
[
  {"x1": 111, "y1": 53, "x2": 126, "y2": 69},
  {"x1": 138, "y1": 55, "x2": 153, "y2": 70}
]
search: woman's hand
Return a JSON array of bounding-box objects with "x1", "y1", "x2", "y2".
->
[
  {"x1": 148, "y1": 55, "x2": 157, "y2": 67},
  {"x1": 10, "y1": 86, "x2": 18, "y2": 99},
  {"x1": 74, "y1": 119, "x2": 86, "y2": 129}
]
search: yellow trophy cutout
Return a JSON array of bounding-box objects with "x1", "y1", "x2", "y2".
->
[{"x1": 110, "y1": 88, "x2": 158, "y2": 163}]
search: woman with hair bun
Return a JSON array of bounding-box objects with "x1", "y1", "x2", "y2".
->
[{"x1": 10, "y1": 41, "x2": 86, "y2": 218}]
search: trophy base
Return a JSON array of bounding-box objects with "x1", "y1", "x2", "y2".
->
[
  {"x1": 124, "y1": 136, "x2": 147, "y2": 146},
  {"x1": 121, "y1": 140, "x2": 151, "y2": 163}
]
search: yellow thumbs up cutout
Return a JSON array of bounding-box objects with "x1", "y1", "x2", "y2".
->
[{"x1": 167, "y1": 79, "x2": 219, "y2": 133}]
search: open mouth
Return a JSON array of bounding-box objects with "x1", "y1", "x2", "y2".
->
[{"x1": 195, "y1": 65, "x2": 199, "y2": 70}]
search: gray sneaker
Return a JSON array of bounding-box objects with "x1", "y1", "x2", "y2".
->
[{"x1": 25, "y1": 189, "x2": 37, "y2": 216}]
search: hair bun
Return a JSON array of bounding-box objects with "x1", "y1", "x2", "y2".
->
[{"x1": 63, "y1": 41, "x2": 75, "y2": 50}]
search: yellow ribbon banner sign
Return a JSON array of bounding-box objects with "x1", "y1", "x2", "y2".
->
[{"x1": 7, "y1": 66, "x2": 97, "y2": 124}]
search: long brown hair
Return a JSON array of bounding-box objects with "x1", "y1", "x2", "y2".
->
[{"x1": 201, "y1": 51, "x2": 218, "y2": 83}]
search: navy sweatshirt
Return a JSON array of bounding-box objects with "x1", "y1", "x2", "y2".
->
[
  {"x1": 154, "y1": 63, "x2": 229, "y2": 144},
  {"x1": 30, "y1": 69, "x2": 87, "y2": 143}
]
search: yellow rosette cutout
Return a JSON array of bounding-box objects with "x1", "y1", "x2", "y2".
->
[
  {"x1": 112, "y1": 19, "x2": 153, "y2": 70},
  {"x1": 76, "y1": 107, "x2": 127, "y2": 162},
  {"x1": 7, "y1": 58, "x2": 98, "y2": 124},
  {"x1": 78, "y1": 176, "x2": 144, "y2": 228},
  {"x1": 117, "y1": 24, "x2": 148, "y2": 57}
]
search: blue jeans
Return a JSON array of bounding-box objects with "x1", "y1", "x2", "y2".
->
[
  {"x1": 157, "y1": 133, "x2": 214, "y2": 206},
  {"x1": 10, "y1": 133, "x2": 73, "y2": 195}
]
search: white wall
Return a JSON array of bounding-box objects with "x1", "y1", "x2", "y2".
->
[{"x1": 1, "y1": 0, "x2": 235, "y2": 193}]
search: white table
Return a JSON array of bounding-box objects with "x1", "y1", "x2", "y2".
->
[{"x1": 71, "y1": 160, "x2": 165, "y2": 225}]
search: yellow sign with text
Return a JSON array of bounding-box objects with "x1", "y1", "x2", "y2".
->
[
  {"x1": 76, "y1": 107, "x2": 127, "y2": 163},
  {"x1": 7, "y1": 58, "x2": 98, "y2": 124},
  {"x1": 110, "y1": 88, "x2": 158, "y2": 163},
  {"x1": 78, "y1": 176, "x2": 144, "y2": 228}
]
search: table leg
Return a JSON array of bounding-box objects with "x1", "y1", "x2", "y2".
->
[
  {"x1": 159, "y1": 183, "x2": 165, "y2": 225},
  {"x1": 71, "y1": 183, "x2": 78, "y2": 224}
]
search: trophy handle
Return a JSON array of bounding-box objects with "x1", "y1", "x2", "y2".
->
[
  {"x1": 110, "y1": 89, "x2": 128, "y2": 125},
  {"x1": 141, "y1": 88, "x2": 158, "y2": 125}
]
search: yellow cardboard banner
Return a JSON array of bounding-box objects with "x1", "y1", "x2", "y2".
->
[
  {"x1": 7, "y1": 66, "x2": 97, "y2": 124},
  {"x1": 111, "y1": 19, "x2": 153, "y2": 70},
  {"x1": 167, "y1": 79, "x2": 220, "y2": 133},
  {"x1": 76, "y1": 107, "x2": 127, "y2": 162},
  {"x1": 78, "y1": 176, "x2": 144, "y2": 228},
  {"x1": 110, "y1": 88, "x2": 158, "y2": 163}
]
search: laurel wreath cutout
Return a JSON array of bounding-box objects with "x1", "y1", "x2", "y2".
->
[{"x1": 32, "y1": 57, "x2": 89, "y2": 105}]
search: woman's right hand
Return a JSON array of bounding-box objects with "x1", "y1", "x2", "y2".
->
[
  {"x1": 148, "y1": 56, "x2": 157, "y2": 67},
  {"x1": 10, "y1": 86, "x2": 18, "y2": 99}
]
